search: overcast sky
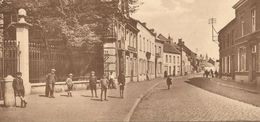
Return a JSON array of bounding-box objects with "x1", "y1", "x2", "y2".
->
[{"x1": 132, "y1": 0, "x2": 239, "y2": 59}]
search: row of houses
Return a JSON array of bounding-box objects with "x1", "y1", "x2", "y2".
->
[
  {"x1": 218, "y1": 0, "x2": 260, "y2": 85},
  {"x1": 102, "y1": 1, "x2": 198, "y2": 82}
]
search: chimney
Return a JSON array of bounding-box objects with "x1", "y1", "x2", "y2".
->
[
  {"x1": 142, "y1": 22, "x2": 146, "y2": 26},
  {"x1": 150, "y1": 29, "x2": 154, "y2": 33}
]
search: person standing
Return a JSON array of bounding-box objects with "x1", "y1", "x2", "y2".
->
[
  {"x1": 108, "y1": 71, "x2": 115, "y2": 89},
  {"x1": 89, "y1": 71, "x2": 98, "y2": 98},
  {"x1": 13, "y1": 72, "x2": 27, "y2": 108},
  {"x1": 66, "y1": 73, "x2": 73, "y2": 97},
  {"x1": 118, "y1": 72, "x2": 125, "y2": 98},
  {"x1": 166, "y1": 76, "x2": 172, "y2": 90},
  {"x1": 45, "y1": 69, "x2": 57, "y2": 98},
  {"x1": 210, "y1": 69, "x2": 214, "y2": 78},
  {"x1": 100, "y1": 74, "x2": 108, "y2": 101}
]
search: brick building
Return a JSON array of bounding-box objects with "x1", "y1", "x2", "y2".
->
[{"x1": 219, "y1": 0, "x2": 260, "y2": 85}]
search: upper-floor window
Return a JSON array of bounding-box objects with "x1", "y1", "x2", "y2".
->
[
  {"x1": 252, "y1": 8, "x2": 256, "y2": 32},
  {"x1": 139, "y1": 35, "x2": 142, "y2": 51},
  {"x1": 169, "y1": 55, "x2": 172, "y2": 63},
  {"x1": 241, "y1": 20, "x2": 245, "y2": 36},
  {"x1": 159, "y1": 46, "x2": 162, "y2": 54},
  {"x1": 166, "y1": 55, "x2": 168, "y2": 63},
  {"x1": 173, "y1": 56, "x2": 176, "y2": 64}
]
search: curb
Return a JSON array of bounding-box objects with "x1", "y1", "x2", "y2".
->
[{"x1": 123, "y1": 81, "x2": 161, "y2": 122}]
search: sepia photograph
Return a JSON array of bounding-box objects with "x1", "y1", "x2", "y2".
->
[{"x1": 0, "y1": 0, "x2": 260, "y2": 121}]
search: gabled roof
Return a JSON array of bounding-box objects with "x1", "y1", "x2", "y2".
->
[{"x1": 163, "y1": 43, "x2": 180, "y2": 54}]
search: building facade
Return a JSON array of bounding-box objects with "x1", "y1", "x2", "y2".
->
[
  {"x1": 137, "y1": 22, "x2": 156, "y2": 81},
  {"x1": 159, "y1": 34, "x2": 181, "y2": 76},
  {"x1": 177, "y1": 39, "x2": 197, "y2": 75},
  {"x1": 155, "y1": 35, "x2": 164, "y2": 78},
  {"x1": 219, "y1": 0, "x2": 260, "y2": 85}
]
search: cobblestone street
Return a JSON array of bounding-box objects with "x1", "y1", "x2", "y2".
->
[{"x1": 131, "y1": 76, "x2": 260, "y2": 121}]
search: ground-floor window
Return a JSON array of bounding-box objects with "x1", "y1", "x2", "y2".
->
[{"x1": 238, "y1": 47, "x2": 246, "y2": 72}]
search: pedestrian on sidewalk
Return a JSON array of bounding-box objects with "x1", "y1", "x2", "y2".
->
[
  {"x1": 89, "y1": 71, "x2": 98, "y2": 98},
  {"x1": 166, "y1": 76, "x2": 172, "y2": 90},
  {"x1": 108, "y1": 71, "x2": 116, "y2": 89},
  {"x1": 100, "y1": 74, "x2": 108, "y2": 101},
  {"x1": 210, "y1": 69, "x2": 214, "y2": 78},
  {"x1": 45, "y1": 69, "x2": 57, "y2": 98},
  {"x1": 66, "y1": 73, "x2": 73, "y2": 97},
  {"x1": 118, "y1": 72, "x2": 125, "y2": 98},
  {"x1": 12, "y1": 72, "x2": 27, "y2": 108}
]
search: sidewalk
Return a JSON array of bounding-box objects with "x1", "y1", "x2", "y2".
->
[
  {"x1": 211, "y1": 78, "x2": 260, "y2": 94},
  {"x1": 187, "y1": 77, "x2": 260, "y2": 107},
  {"x1": 0, "y1": 78, "x2": 164, "y2": 122}
]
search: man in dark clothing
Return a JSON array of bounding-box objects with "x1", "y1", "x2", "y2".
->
[
  {"x1": 118, "y1": 73, "x2": 125, "y2": 98},
  {"x1": 210, "y1": 69, "x2": 214, "y2": 78},
  {"x1": 166, "y1": 76, "x2": 172, "y2": 90},
  {"x1": 89, "y1": 71, "x2": 98, "y2": 98},
  {"x1": 45, "y1": 69, "x2": 57, "y2": 98},
  {"x1": 13, "y1": 72, "x2": 27, "y2": 108}
]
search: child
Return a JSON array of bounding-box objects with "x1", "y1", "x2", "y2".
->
[
  {"x1": 100, "y1": 74, "x2": 108, "y2": 101},
  {"x1": 66, "y1": 73, "x2": 73, "y2": 97},
  {"x1": 166, "y1": 76, "x2": 172, "y2": 90},
  {"x1": 13, "y1": 72, "x2": 27, "y2": 108}
]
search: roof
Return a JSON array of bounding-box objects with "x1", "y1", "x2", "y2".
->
[
  {"x1": 218, "y1": 18, "x2": 236, "y2": 34},
  {"x1": 163, "y1": 43, "x2": 181, "y2": 54},
  {"x1": 233, "y1": 0, "x2": 247, "y2": 9}
]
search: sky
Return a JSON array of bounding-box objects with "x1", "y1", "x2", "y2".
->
[{"x1": 132, "y1": 0, "x2": 240, "y2": 59}]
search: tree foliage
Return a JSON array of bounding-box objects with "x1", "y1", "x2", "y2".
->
[{"x1": 7, "y1": 0, "x2": 140, "y2": 49}]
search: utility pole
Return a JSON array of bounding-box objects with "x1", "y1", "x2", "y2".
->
[{"x1": 208, "y1": 18, "x2": 218, "y2": 44}]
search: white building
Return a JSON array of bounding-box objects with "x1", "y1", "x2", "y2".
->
[
  {"x1": 155, "y1": 36, "x2": 164, "y2": 78},
  {"x1": 137, "y1": 22, "x2": 156, "y2": 81},
  {"x1": 158, "y1": 34, "x2": 181, "y2": 76}
]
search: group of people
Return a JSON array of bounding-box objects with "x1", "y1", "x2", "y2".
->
[
  {"x1": 44, "y1": 69, "x2": 126, "y2": 102},
  {"x1": 11, "y1": 69, "x2": 126, "y2": 108},
  {"x1": 204, "y1": 69, "x2": 218, "y2": 78}
]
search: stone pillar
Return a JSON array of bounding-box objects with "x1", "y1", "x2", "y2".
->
[
  {"x1": 14, "y1": 9, "x2": 31, "y2": 95},
  {"x1": 4, "y1": 75, "x2": 15, "y2": 107}
]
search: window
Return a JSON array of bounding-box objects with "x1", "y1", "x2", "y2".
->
[
  {"x1": 159, "y1": 46, "x2": 161, "y2": 55},
  {"x1": 143, "y1": 37, "x2": 145, "y2": 52},
  {"x1": 139, "y1": 35, "x2": 142, "y2": 51},
  {"x1": 238, "y1": 47, "x2": 246, "y2": 71},
  {"x1": 173, "y1": 56, "x2": 176, "y2": 64},
  {"x1": 169, "y1": 55, "x2": 172, "y2": 63},
  {"x1": 166, "y1": 55, "x2": 168, "y2": 63},
  {"x1": 252, "y1": 9, "x2": 256, "y2": 32},
  {"x1": 241, "y1": 20, "x2": 245, "y2": 36}
]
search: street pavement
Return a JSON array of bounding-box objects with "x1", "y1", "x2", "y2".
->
[
  {"x1": 131, "y1": 76, "x2": 260, "y2": 121},
  {"x1": 0, "y1": 78, "x2": 163, "y2": 122}
]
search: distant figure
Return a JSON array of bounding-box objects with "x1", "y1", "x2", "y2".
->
[
  {"x1": 166, "y1": 76, "x2": 172, "y2": 90},
  {"x1": 210, "y1": 69, "x2": 214, "y2": 78},
  {"x1": 108, "y1": 71, "x2": 116, "y2": 89},
  {"x1": 118, "y1": 72, "x2": 125, "y2": 98},
  {"x1": 89, "y1": 71, "x2": 98, "y2": 98},
  {"x1": 13, "y1": 72, "x2": 27, "y2": 108},
  {"x1": 45, "y1": 69, "x2": 57, "y2": 98},
  {"x1": 66, "y1": 73, "x2": 73, "y2": 97},
  {"x1": 205, "y1": 70, "x2": 209, "y2": 78},
  {"x1": 214, "y1": 70, "x2": 219, "y2": 78},
  {"x1": 164, "y1": 71, "x2": 168, "y2": 78},
  {"x1": 146, "y1": 70, "x2": 149, "y2": 80},
  {"x1": 100, "y1": 74, "x2": 109, "y2": 101}
]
